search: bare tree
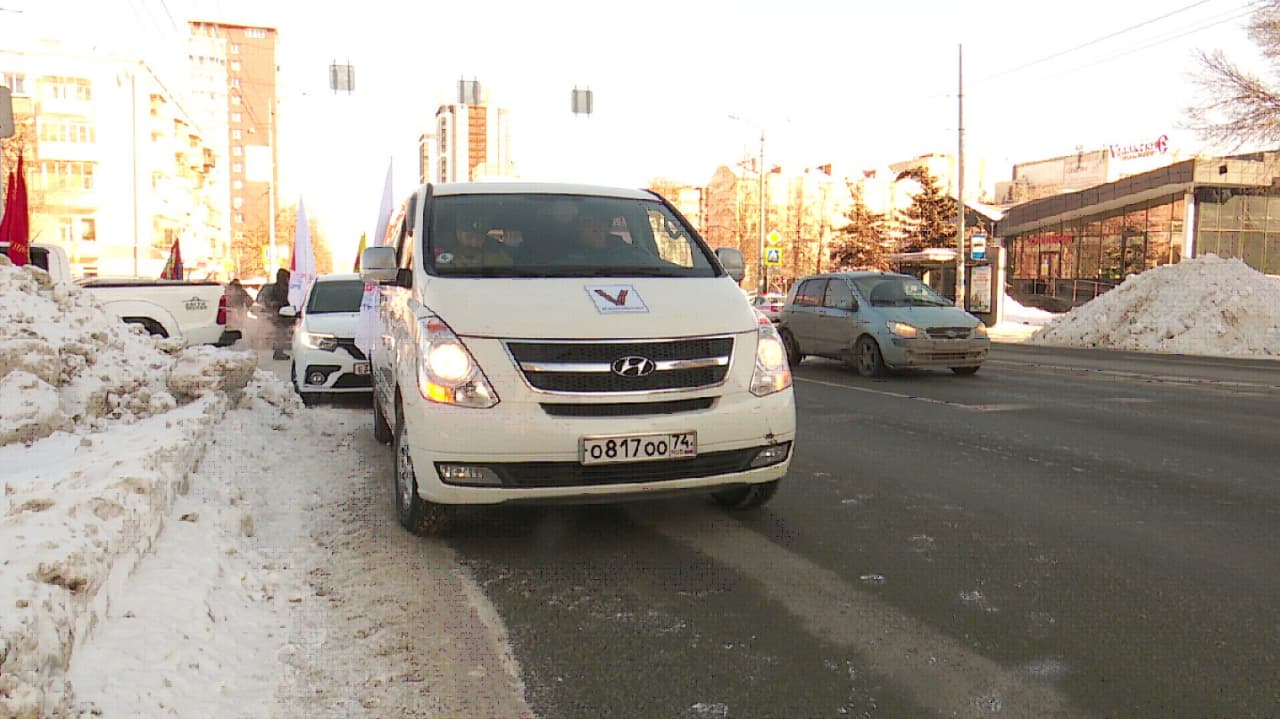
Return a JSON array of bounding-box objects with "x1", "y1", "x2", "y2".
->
[{"x1": 1185, "y1": 1, "x2": 1280, "y2": 148}]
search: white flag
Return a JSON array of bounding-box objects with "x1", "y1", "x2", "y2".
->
[
  {"x1": 287, "y1": 197, "x2": 316, "y2": 310},
  {"x1": 356, "y1": 159, "x2": 394, "y2": 355}
]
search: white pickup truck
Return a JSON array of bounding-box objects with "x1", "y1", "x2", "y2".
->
[{"x1": 2, "y1": 241, "x2": 240, "y2": 347}]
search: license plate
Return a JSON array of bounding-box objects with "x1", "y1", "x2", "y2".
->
[
  {"x1": 580, "y1": 431, "x2": 697, "y2": 465},
  {"x1": 354, "y1": 361, "x2": 371, "y2": 375}
]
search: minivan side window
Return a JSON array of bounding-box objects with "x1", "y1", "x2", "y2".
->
[
  {"x1": 822, "y1": 279, "x2": 855, "y2": 310},
  {"x1": 793, "y1": 279, "x2": 827, "y2": 306}
]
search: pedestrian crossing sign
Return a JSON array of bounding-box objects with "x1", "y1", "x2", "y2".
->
[{"x1": 765, "y1": 247, "x2": 782, "y2": 266}]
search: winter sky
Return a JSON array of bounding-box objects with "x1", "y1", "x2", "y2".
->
[{"x1": 4, "y1": 0, "x2": 1271, "y2": 251}]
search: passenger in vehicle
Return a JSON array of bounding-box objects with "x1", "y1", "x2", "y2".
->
[
  {"x1": 442, "y1": 213, "x2": 512, "y2": 269},
  {"x1": 567, "y1": 208, "x2": 640, "y2": 263}
]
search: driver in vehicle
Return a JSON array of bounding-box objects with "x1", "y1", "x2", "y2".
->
[{"x1": 441, "y1": 213, "x2": 512, "y2": 268}]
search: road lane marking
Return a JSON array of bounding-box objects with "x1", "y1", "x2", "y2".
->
[
  {"x1": 795, "y1": 377, "x2": 1032, "y2": 412},
  {"x1": 634, "y1": 511, "x2": 1081, "y2": 718}
]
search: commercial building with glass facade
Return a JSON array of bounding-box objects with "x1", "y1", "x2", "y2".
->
[{"x1": 997, "y1": 151, "x2": 1280, "y2": 307}]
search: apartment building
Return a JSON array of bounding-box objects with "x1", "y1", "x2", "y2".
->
[
  {"x1": 188, "y1": 20, "x2": 278, "y2": 278},
  {"x1": 1, "y1": 47, "x2": 219, "y2": 278}
]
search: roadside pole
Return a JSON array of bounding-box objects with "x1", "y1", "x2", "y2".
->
[{"x1": 0, "y1": 85, "x2": 14, "y2": 225}]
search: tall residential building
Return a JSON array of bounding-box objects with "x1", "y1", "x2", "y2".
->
[
  {"x1": 426, "y1": 87, "x2": 514, "y2": 184},
  {"x1": 188, "y1": 20, "x2": 278, "y2": 278},
  {"x1": 1, "y1": 46, "x2": 219, "y2": 278}
]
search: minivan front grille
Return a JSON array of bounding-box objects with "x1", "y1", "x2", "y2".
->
[{"x1": 507, "y1": 337, "x2": 734, "y2": 394}]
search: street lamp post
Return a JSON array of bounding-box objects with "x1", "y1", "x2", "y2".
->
[
  {"x1": 729, "y1": 115, "x2": 768, "y2": 294},
  {"x1": 755, "y1": 128, "x2": 766, "y2": 295}
]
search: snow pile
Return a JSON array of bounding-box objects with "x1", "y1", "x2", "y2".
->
[
  {"x1": 0, "y1": 259, "x2": 301, "y2": 717},
  {"x1": 0, "y1": 259, "x2": 258, "y2": 445},
  {"x1": 1027, "y1": 255, "x2": 1280, "y2": 358}
]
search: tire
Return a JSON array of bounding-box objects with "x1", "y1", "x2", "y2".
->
[
  {"x1": 393, "y1": 401, "x2": 452, "y2": 536},
  {"x1": 951, "y1": 365, "x2": 980, "y2": 376},
  {"x1": 291, "y1": 365, "x2": 316, "y2": 406},
  {"x1": 372, "y1": 392, "x2": 393, "y2": 444},
  {"x1": 852, "y1": 336, "x2": 886, "y2": 378},
  {"x1": 780, "y1": 329, "x2": 804, "y2": 367},
  {"x1": 711, "y1": 480, "x2": 781, "y2": 509}
]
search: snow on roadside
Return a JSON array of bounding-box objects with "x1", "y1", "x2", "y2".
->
[
  {"x1": 1027, "y1": 255, "x2": 1280, "y2": 358},
  {"x1": 0, "y1": 258, "x2": 275, "y2": 717}
]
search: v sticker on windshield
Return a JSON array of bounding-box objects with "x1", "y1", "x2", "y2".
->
[{"x1": 586, "y1": 284, "x2": 649, "y2": 314}]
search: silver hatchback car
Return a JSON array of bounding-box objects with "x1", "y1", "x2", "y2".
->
[{"x1": 776, "y1": 271, "x2": 989, "y2": 376}]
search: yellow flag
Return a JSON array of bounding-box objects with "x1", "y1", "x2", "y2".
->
[{"x1": 353, "y1": 232, "x2": 367, "y2": 271}]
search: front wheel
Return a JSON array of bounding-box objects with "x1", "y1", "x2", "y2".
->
[
  {"x1": 393, "y1": 403, "x2": 453, "y2": 536},
  {"x1": 780, "y1": 329, "x2": 804, "y2": 367},
  {"x1": 852, "y1": 336, "x2": 886, "y2": 378},
  {"x1": 710, "y1": 480, "x2": 780, "y2": 509},
  {"x1": 951, "y1": 365, "x2": 980, "y2": 376}
]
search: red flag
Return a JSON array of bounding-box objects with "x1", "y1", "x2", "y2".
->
[
  {"x1": 160, "y1": 238, "x2": 183, "y2": 279},
  {"x1": 0, "y1": 153, "x2": 30, "y2": 267}
]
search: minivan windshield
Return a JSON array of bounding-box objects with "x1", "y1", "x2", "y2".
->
[
  {"x1": 424, "y1": 194, "x2": 720, "y2": 278},
  {"x1": 851, "y1": 275, "x2": 953, "y2": 307},
  {"x1": 306, "y1": 279, "x2": 365, "y2": 313}
]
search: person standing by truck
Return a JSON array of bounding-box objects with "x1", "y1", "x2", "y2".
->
[{"x1": 257, "y1": 268, "x2": 293, "y2": 360}]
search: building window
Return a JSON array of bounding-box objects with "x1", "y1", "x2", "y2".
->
[
  {"x1": 230, "y1": 43, "x2": 241, "y2": 54},
  {"x1": 233, "y1": 162, "x2": 243, "y2": 174},
  {"x1": 232, "y1": 145, "x2": 242, "y2": 157},
  {"x1": 81, "y1": 218, "x2": 96, "y2": 242},
  {"x1": 231, "y1": 112, "x2": 242, "y2": 123},
  {"x1": 233, "y1": 196, "x2": 244, "y2": 209},
  {"x1": 231, "y1": 95, "x2": 241, "y2": 106},
  {"x1": 234, "y1": 213, "x2": 245, "y2": 223},
  {"x1": 245, "y1": 28, "x2": 267, "y2": 39},
  {"x1": 231, "y1": 129, "x2": 242, "y2": 140},
  {"x1": 230, "y1": 60, "x2": 241, "y2": 72},
  {"x1": 232, "y1": 179, "x2": 243, "y2": 190},
  {"x1": 230, "y1": 77, "x2": 241, "y2": 88},
  {"x1": 1, "y1": 72, "x2": 25, "y2": 95}
]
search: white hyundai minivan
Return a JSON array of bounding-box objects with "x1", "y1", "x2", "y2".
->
[{"x1": 360, "y1": 183, "x2": 796, "y2": 535}]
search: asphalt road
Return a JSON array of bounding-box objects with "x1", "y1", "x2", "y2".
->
[{"x1": 437, "y1": 344, "x2": 1280, "y2": 719}]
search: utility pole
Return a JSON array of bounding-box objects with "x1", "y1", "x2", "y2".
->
[
  {"x1": 757, "y1": 129, "x2": 766, "y2": 295},
  {"x1": 955, "y1": 44, "x2": 967, "y2": 309}
]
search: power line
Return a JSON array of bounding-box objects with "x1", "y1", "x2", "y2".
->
[{"x1": 978, "y1": 0, "x2": 1231, "y2": 83}]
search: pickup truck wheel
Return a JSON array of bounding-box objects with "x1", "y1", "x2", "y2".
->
[
  {"x1": 711, "y1": 480, "x2": 780, "y2": 509},
  {"x1": 393, "y1": 405, "x2": 453, "y2": 536},
  {"x1": 124, "y1": 317, "x2": 168, "y2": 338}
]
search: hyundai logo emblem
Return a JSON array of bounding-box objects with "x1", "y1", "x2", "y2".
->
[{"x1": 611, "y1": 355, "x2": 656, "y2": 377}]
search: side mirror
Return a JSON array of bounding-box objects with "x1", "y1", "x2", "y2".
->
[
  {"x1": 715, "y1": 247, "x2": 746, "y2": 282},
  {"x1": 360, "y1": 246, "x2": 399, "y2": 284}
]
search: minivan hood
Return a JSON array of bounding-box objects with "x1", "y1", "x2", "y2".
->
[
  {"x1": 875, "y1": 305, "x2": 978, "y2": 328},
  {"x1": 302, "y1": 311, "x2": 360, "y2": 337},
  {"x1": 425, "y1": 277, "x2": 757, "y2": 339}
]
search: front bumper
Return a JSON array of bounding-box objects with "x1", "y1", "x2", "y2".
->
[
  {"x1": 293, "y1": 340, "x2": 371, "y2": 394},
  {"x1": 883, "y1": 336, "x2": 989, "y2": 369},
  {"x1": 401, "y1": 334, "x2": 797, "y2": 505}
]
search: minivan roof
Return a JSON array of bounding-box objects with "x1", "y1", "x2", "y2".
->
[{"x1": 427, "y1": 182, "x2": 657, "y2": 200}]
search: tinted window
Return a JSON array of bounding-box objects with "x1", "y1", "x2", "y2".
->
[
  {"x1": 306, "y1": 280, "x2": 365, "y2": 313},
  {"x1": 852, "y1": 275, "x2": 951, "y2": 307},
  {"x1": 822, "y1": 279, "x2": 854, "y2": 309},
  {"x1": 424, "y1": 194, "x2": 719, "y2": 278},
  {"x1": 793, "y1": 279, "x2": 827, "y2": 306}
]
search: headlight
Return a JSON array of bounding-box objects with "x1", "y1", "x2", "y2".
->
[
  {"x1": 886, "y1": 321, "x2": 921, "y2": 339},
  {"x1": 416, "y1": 316, "x2": 498, "y2": 408},
  {"x1": 750, "y1": 323, "x2": 793, "y2": 397},
  {"x1": 974, "y1": 322, "x2": 989, "y2": 338},
  {"x1": 300, "y1": 331, "x2": 338, "y2": 351}
]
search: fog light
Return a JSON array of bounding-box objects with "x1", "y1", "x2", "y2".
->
[
  {"x1": 436, "y1": 464, "x2": 503, "y2": 486},
  {"x1": 307, "y1": 371, "x2": 328, "y2": 385},
  {"x1": 749, "y1": 442, "x2": 791, "y2": 468}
]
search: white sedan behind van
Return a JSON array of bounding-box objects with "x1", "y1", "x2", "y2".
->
[{"x1": 285, "y1": 273, "x2": 371, "y2": 404}]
